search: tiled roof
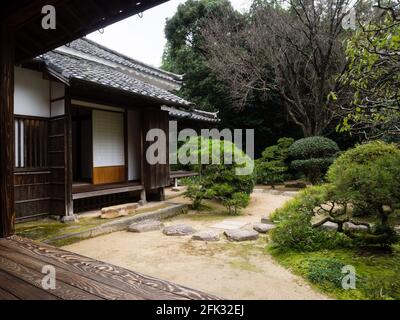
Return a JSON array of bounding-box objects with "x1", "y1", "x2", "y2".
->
[
  {"x1": 161, "y1": 105, "x2": 219, "y2": 123},
  {"x1": 37, "y1": 38, "x2": 219, "y2": 123},
  {"x1": 39, "y1": 51, "x2": 192, "y2": 107},
  {"x1": 64, "y1": 38, "x2": 183, "y2": 84}
]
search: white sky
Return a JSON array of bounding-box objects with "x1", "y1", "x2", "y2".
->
[{"x1": 87, "y1": 0, "x2": 252, "y2": 68}]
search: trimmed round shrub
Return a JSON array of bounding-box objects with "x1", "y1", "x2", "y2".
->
[
  {"x1": 289, "y1": 136, "x2": 339, "y2": 184},
  {"x1": 327, "y1": 141, "x2": 400, "y2": 225},
  {"x1": 181, "y1": 137, "x2": 255, "y2": 214}
]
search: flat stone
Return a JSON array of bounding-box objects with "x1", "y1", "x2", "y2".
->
[
  {"x1": 282, "y1": 191, "x2": 298, "y2": 197},
  {"x1": 253, "y1": 188, "x2": 266, "y2": 193},
  {"x1": 343, "y1": 222, "x2": 369, "y2": 232},
  {"x1": 163, "y1": 224, "x2": 196, "y2": 236},
  {"x1": 60, "y1": 215, "x2": 78, "y2": 223},
  {"x1": 101, "y1": 202, "x2": 139, "y2": 219},
  {"x1": 253, "y1": 223, "x2": 275, "y2": 233},
  {"x1": 211, "y1": 220, "x2": 249, "y2": 230},
  {"x1": 261, "y1": 216, "x2": 272, "y2": 224},
  {"x1": 172, "y1": 186, "x2": 185, "y2": 192},
  {"x1": 128, "y1": 220, "x2": 164, "y2": 233},
  {"x1": 192, "y1": 230, "x2": 221, "y2": 241},
  {"x1": 320, "y1": 221, "x2": 338, "y2": 232},
  {"x1": 224, "y1": 229, "x2": 259, "y2": 241}
]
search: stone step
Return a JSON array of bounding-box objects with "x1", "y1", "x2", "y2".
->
[
  {"x1": 192, "y1": 230, "x2": 221, "y2": 241},
  {"x1": 128, "y1": 220, "x2": 164, "y2": 233},
  {"x1": 163, "y1": 224, "x2": 197, "y2": 236},
  {"x1": 100, "y1": 202, "x2": 139, "y2": 219},
  {"x1": 253, "y1": 223, "x2": 275, "y2": 233},
  {"x1": 224, "y1": 229, "x2": 259, "y2": 241}
]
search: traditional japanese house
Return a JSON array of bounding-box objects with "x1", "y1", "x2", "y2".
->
[{"x1": 13, "y1": 37, "x2": 219, "y2": 220}]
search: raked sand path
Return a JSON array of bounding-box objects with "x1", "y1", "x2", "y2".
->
[{"x1": 63, "y1": 191, "x2": 328, "y2": 300}]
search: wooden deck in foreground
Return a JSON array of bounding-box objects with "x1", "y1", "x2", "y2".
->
[{"x1": 0, "y1": 236, "x2": 218, "y2": 300}]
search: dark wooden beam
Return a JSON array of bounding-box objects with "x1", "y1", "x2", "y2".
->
[
  {"x1": 0, "y1": 25, "x2": 16, "y2": 237},
  {"x1": 64, "y1": 87, "x2": 73, "y2": 217}
]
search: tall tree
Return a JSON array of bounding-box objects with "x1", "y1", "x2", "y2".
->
[
  {"x1": 201, "y1": 0, "x2": 353, "y2": 137},
  {"x1": 162, "y1": 0, "x2": 233, "y2": 111},
  {"x1": 338, "y1": 1, "x2": 400, "y2": 140}
]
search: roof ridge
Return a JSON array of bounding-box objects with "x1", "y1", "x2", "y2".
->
[{"x1": 79, "y1": 37, "x2": 184, "y2": 81}]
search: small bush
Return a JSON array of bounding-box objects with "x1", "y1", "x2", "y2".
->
[
  {"x1": 255, "y1": 137, "x2": 294, "y2": 185},
  {"x1": 307, "y1": 258, "x2": 346, "y2": 288},
  {"x1": 182, "y1": 137, "x2": 255, "y2": 214},
  {"x1": 327, "y1": 141, "x2": 400, "y2": 229},
  {"x1": 289, "y1": 136, "x2": 339, "y2": 184},
  {"x1": 270, "y1": 185, "x2": 352, "y2": 251}
]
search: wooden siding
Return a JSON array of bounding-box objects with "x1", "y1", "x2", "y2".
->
[
  {"x1": 141, "y1": 110, "x2": 170, "y2": 190},
  {"x1": 48, "y1": 116, "x2": 68, "y2": 216},
  {"x1": 93, "y1": 166, "x2": 125, "y2": 184}
]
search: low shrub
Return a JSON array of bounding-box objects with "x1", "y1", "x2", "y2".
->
[
  {"x1": 288, "y1": 136, "x2": 339, "y2": 184},
  {"x1": 182, "y1": 137, "x2": 255, "y2": 214},
  {"x1": 255, "y1": 137, "x2": 294, "y2": 186},
  {"x1": 307, "y1": 258, "x2": 346, "y2": 288},
  {"x1": 270, "y1": 185, "x2": 352, "y2": 251}
]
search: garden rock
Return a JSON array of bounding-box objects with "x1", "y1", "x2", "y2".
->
[
  {"x1": 320, "y1": 221, "x2": 338, "y2": 232},
  {"x1": 192, "y1": 230, "x2": 220, "y2": 241},
  {"x1": 101, "y1": 203, "x2": 138, "y2": 219},
  {"x1": 163, "y1": 224, "x2": 196, "y2": 236},
  {"x1": 343, "y1": 222, "x2": 369, "y2": 232},
  {"x1": 261, "y1": 216, "x2": 272, "y2": 224},
  {"x1": 253, "y1": 223, "x2": 275, "y2": 233},
  {"x1": 128, "y1": 220, "x2": 164, "y2": 233},
  {"x1": 282, "y1": 191, "x2": 298, "y2": 197},
  {"x1": 224, "y1": 229, "x2": 259, "y2": 241},
  {"x1": 394, "y1": 226, "x2": 400, "y2": 235}
]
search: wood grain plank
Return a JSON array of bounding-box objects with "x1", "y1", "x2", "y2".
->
[
  {"x1": 2, "y1": 236, "x2": 219, "y2": 300},
  {"x1": 0, "y1": 269, "x2": 58, "y2": 300},
  {"x1": 0, "y1": 243, "x2": 138, "y2": 300},
  {"x1": 0, "y1": 254, "x2": 101, "y2": 300},
  {"x1": 0, "y1": 286, "x2": 18, "y2": 300}
]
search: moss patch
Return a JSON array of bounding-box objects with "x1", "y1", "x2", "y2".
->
[{"x1": 269, "y1": 245, "x2": 400, "y2": 300}]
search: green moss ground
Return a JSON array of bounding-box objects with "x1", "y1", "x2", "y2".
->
[{"x1": 269, "y1": 244, "x2": 400, "y2": 300}]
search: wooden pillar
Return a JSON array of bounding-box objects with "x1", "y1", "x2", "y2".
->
[
  {"x1": 64, "y1": 88, "x2": 74, "y2": 218},
  {"x1": 0, "y1": 24, "x2": 15, "y2": 237}
]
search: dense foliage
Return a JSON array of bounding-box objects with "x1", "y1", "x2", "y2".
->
[
  {"x1": 272, "y1": 141, "x2": 400, "y2": 251},
  {"x1": 255, "y1": 137, "x2": 294, "y2": 185},
  {"x1": 338, "y1": 5, "x2": 400, "y2": 140},
  {"x1": 328, "y1": 141, "x2": 400, "y2": 226},
  {"x1": 182, "y1": 137, "x2": 255, "y2": 214},
  {"x1": 288, "y1": 136, "x2": 339, "y2": 184}
]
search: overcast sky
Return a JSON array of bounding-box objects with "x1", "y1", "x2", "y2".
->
[{"x1": 87, "y1": 0, "x2": 252, "y2": 68}]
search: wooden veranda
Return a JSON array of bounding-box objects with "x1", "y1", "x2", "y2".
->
[
  {"x1": 0, "y1": 1, "x2": 218, "y2": 300},
  {"x1": 0, "y1": 236, "x2": 217, "y2": 300}
]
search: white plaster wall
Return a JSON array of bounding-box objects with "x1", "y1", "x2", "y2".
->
[
  {"x1": 14, "y1": 67, "x2": 50, "y2": 117},
  {"x1": 92, "y1": 110, "x2": 124, "y2": 167},
  {"x1": 128, "y1": 110, "x2": 141, "y2": 181},
  {"x1": 50, "y1": 81, "x2": 65, "y2": 116}
]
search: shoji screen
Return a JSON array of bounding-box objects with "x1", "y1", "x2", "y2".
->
[{"x1": 92, "y1": 110, "x2": 125, "y2": 184}]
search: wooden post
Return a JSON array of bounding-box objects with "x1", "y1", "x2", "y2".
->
[
  {"x1": 63, "y1": 87, "x2": 74, "y2": 220},
  {"x1": 0, "y1": 24, "x2": 15, "y2": 237}
]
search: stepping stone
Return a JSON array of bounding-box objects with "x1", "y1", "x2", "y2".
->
[
  {"x1": 211, "y1": 220, "x2": 249, "y2": 230},
  {"x1": 320, "y1": 221, "x2": 338, "y2": 232},
  {"x1": 261, "y1": 216, "x2": 272, "y2": 224},
  {"x1": 343, "y1": 222, "x2": 369, "y2": 232},
  {"x1": 282, "y1": 191, "x2": 298, "y2": 197},
  {"x1": 163, "y1": 224, "x2": 196, "y2": 236},
  {"x1": 224, "y1": 229, "x2": 259, "y2": 241},
  {"x1": 101, "y1": 203, "x2": 139, "y2": 219},
  {"x1": 172, "y1": 186, "x2": 185, "y2": 192},
  {"x1": 253, "y1": 188, "x2": 265, "y2": 193},
  {"x1": 192, "y1": 230, "x2": 221, "y2": 241},
  {"x1": 253, "y1": 223, "x2": 275, "y2": 233},
  {"x1": 128, "y1": 220, "x2": 164, "y2": 233}
]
